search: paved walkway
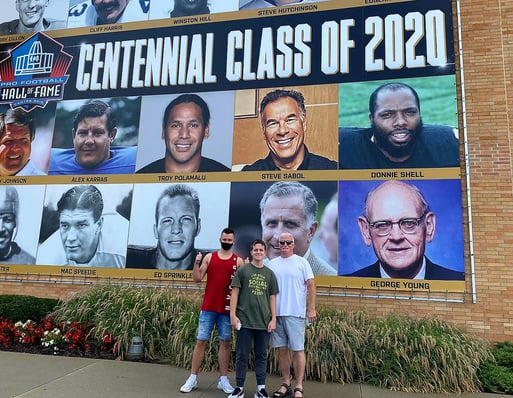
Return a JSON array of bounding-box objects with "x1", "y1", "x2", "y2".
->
[{"x1": 0, "y1": 351, "x2": 498, "y2": 398}]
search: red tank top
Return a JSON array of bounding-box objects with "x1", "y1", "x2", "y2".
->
[{"x1": 201, "y1": 251, "x2": 239, "y2": 314}]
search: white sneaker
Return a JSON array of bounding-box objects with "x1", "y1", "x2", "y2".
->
[
  {"x1": 254, "y1": 388, "x2": 269, "y2": 398},
  {"x1": 218, "y1": 377, "x2": 235, "y2": 393},
  {"x1": 179, "y1": 375, "x2": 197, "y2": 393},
  {"x1": 228, "y1": 387, "x2": 244, "y2": 397}
]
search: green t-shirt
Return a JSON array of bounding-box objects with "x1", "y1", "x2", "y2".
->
[{"x1": 232, "y1": 263, "x2": 279, "y2": 330}]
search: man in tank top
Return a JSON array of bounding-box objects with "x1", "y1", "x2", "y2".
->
[{"x1": 179, "y1": 227, "x2": 245, "y2": 394}]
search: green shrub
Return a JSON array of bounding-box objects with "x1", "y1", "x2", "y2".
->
[
  {"x1": 492, "y1": 342, "x2": 513, "y2": 368},
  {"x1": 479, "y1": 342, "x2": 513, "y2": 394},
  {"x1": 0, "y1": 295, "x2": 58, "y2": 322}
]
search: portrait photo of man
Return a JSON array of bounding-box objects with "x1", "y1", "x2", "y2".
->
[
  {"x1": 339, "y1": 179, "x2": 465, "y2": 280},
  {"x1": 67, "y1": 0, "x2": 149, "y2": 28},
  {"x1": 314, "y1": 192, "x2": 338, "y2": 270},
  {"x1": 37, "y1": 184, "x2": 132, "y2": 267},
  {"x1": 49, "y1": 98, "x2": 139, "y2": 175},
  {"x1": 229, "y1": 180, "x2": 337, "y2": 275},
  {"x1": 0, "y1": 0, "x2": 66, "y2": 35},
  {"x1": 0, "y1": 186, "x2": 45, "y2": 265},
  {"x1": 239, "y1": 0, "x2": 332, "y2": 10},
  {"x1": 126, "y1": 182, "x2": 231, "y2": 270},
  {"x1": 136, "y1": 92, "x2": 233, "y2": 173},
  {"x1": 0, "y1": 105, "x2": 56, "y2": 176},
  {"x1": 149, "y1": 0, "x2": 238, "y2": 19},
  {"x1": 338, "y1": 76, "x2": 460, "y2": 169},
  {"x1": 232, "y1": 86, "x2": 338, "y2": 171}
]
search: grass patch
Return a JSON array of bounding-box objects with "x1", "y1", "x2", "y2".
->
[
  {"x1": 46, "y1": 286, "x2": 495, "y2": 394},
  {"x1": 50, "y1": 286, "x2": 204, "y2": 364},
  {"x1": 7, "y1": 290, "x2": 513, "y2": 394}
]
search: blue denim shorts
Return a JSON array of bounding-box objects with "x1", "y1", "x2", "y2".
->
[
  {"x1": 196, "y1": 311, "x2": 232, "y2": 341},
  {"x1": 270, "y1": 316, "x2": 306, "y2": 351}
]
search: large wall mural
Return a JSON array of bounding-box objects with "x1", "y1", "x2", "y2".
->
[{"x1": 0, "y1": 0, "x2": 463, "y2": 297}]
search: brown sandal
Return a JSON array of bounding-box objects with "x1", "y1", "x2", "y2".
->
[
  {"x1": 293, "y1": 387, "x2": 304, "y2": 398},
  {"x1": 272, "y1": 383, "x2": 292, "y2": 398}
]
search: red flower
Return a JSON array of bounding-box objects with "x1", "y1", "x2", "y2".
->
[{"x1": 0, "y1": 316, "x2": 116, "y2": 357}]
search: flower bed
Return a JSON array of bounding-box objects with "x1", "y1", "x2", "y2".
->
[{"x1": 0, "y1": 317, "x2": 116, "y2": 359}]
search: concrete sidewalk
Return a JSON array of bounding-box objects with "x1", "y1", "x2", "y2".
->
[{"x1": 0, "y1": 351, "x2": 498, "y2": 398}]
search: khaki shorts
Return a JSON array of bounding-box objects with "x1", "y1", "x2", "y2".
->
[{"x1": 270, "y1": 316, "x2": 306, "y2": 351}]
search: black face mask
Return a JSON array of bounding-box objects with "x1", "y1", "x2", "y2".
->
[{"x1": 220, "y1": 242, "x2": 233, "y2": 251}]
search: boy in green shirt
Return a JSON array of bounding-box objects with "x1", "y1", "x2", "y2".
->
[{"x1": 229, "y1": 239, "x2": 279, "y2": 398}]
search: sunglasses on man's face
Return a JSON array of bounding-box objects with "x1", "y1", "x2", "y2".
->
[{"x1": 279, "y1": 240, "x2": 294, "y2": 245}]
